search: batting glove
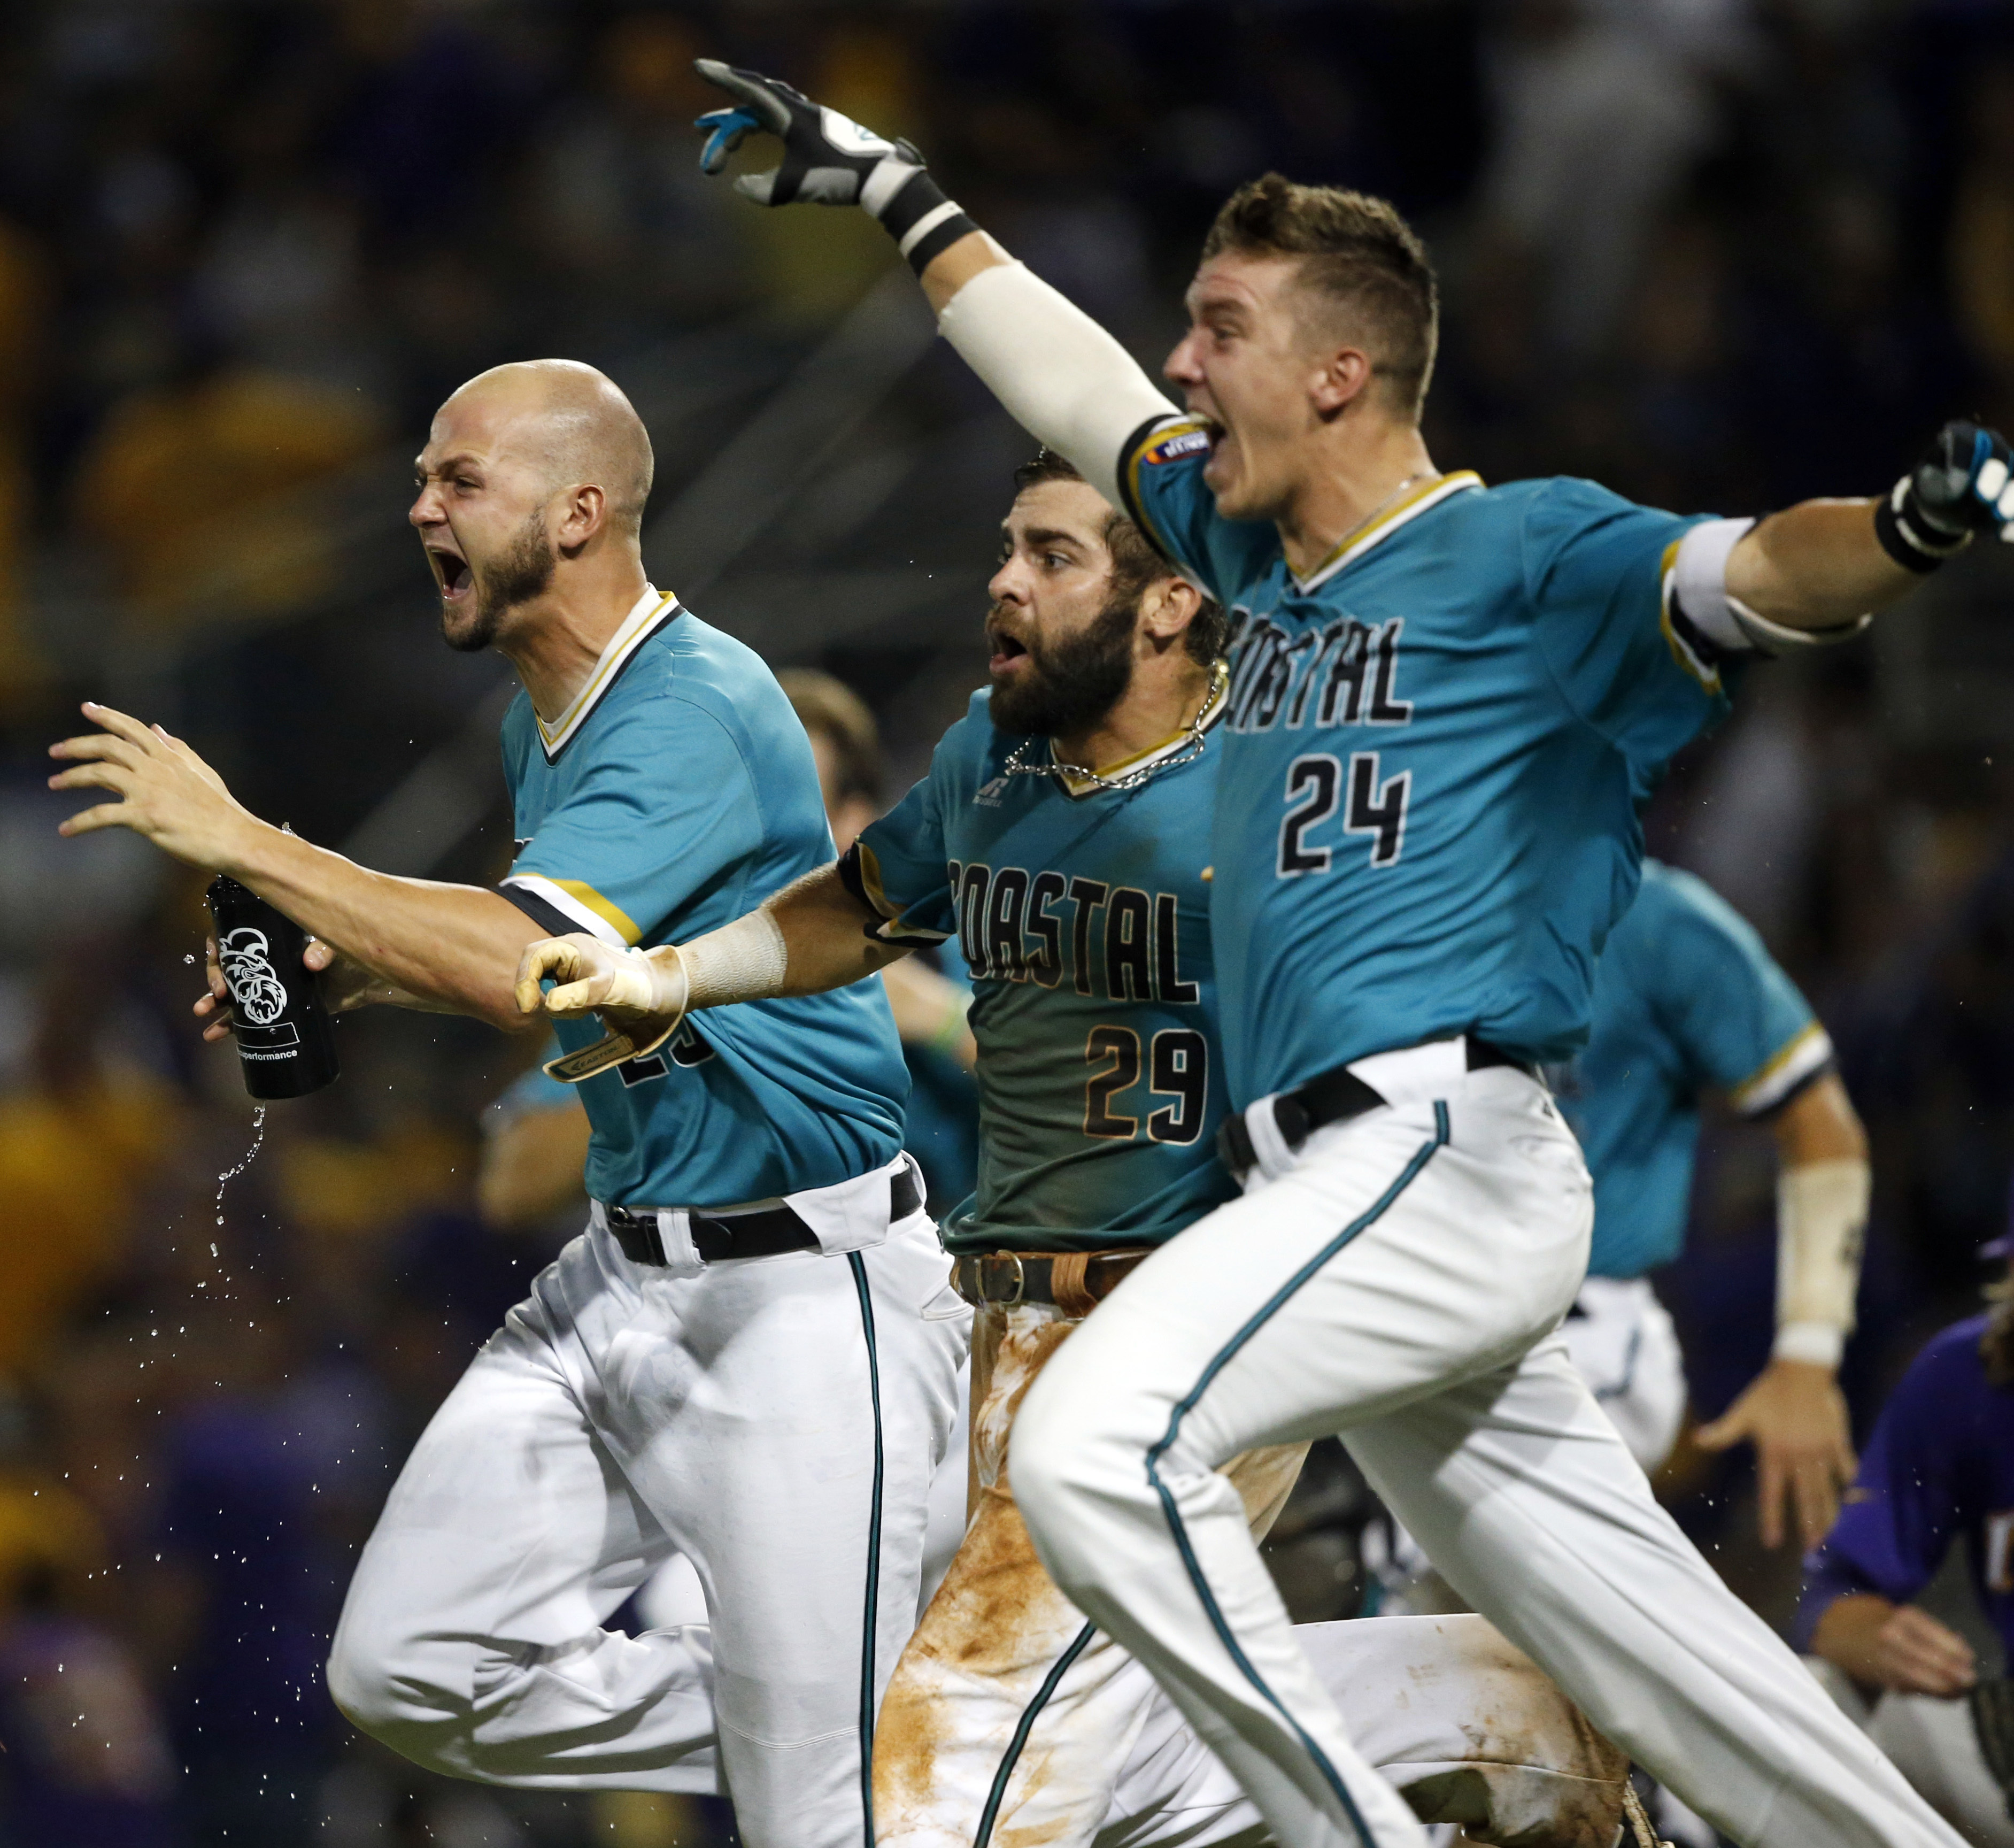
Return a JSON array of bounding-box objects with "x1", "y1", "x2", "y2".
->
[
  {"x1": 694, "y1": 60, "x2": 977, "y2": 275},
  {"x1": 516, "y1": 934, "x2": 688, "y2": 1084},
  {"x1": 1876, "y1": 419, "x2": 2014, "y2": 571}
]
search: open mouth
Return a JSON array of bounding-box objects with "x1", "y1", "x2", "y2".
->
[
  {"x1": 427, "y1": 545, "x2": 473, "y2": 604},
  {"x1": 987, "y1": 627, "x2": 1030, "y2": 674}
]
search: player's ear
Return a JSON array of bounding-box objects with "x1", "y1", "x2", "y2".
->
[
  {"x1": 1307, "y1": 340, "x2": 1375, "y2": 419},
  {"x1": 557, "y1": 482, "x2": 608, "y2": 553},
  {"x1": 1139, "y1": 574, "x2": 1201, "y2": 645}
]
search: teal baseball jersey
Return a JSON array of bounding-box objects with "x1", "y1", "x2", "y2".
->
[
  {"x1": 1120, "y1": 425, "x2": 1733, "y2": 1106},
  {"x1": 843, "y1": 685, "x2": 1234, "y2": 1254},
  {"x1": 498, "y1": 587, "x2": 909, "y2": 1207},
  {"x1": 1552, "y1": 859, "x2": 1830, "y2": 1278}
]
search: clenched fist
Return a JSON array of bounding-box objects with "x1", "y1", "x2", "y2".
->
[{"x1": 515, "y1": 934, "x2": 690, "y2": 1083}]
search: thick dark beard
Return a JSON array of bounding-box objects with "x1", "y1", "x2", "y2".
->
[
  {"x1": 988, "y1": 591, "x2": 1137, "y2": 737},
  {"x1": 441, "y1": 511, "x2": 555, "y2": 653}
]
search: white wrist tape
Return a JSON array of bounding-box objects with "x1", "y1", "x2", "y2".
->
[
  {"x1": 678, "y1": 907, "x2": 790, "y2": 1010},
  {"x1": 1773, "y1": 1158, "x2": 1869, "y2": 1365},
  {"x1": 936, "y1": 260, "x2": 1178, "y2": 512}
]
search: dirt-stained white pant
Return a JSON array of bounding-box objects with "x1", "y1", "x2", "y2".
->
[
  {"x1": 1009, "y1": 1067, "x2": 1968, "y2": 1848},
  {"x1": 876, "y1": 1296, "x2": 1629, "y2": 1848},
  {"x1": 326, "y1": 1201, "x2": 969, "y2": 1848}
]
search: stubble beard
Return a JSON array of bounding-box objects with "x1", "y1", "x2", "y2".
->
[
  {"x1": 441, "y1": 510, "x2": 557, "y2": 653},
  {"x1": 987, "y1": 590, "x2": 1138, "y2": 738}
]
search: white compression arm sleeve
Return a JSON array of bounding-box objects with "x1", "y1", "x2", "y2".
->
[
  {"x1": 675, "y1": 907, "x2": 790, "y2": 1011},
  {"x1": 1773, "y1": 1158, "x2": 1871, "y2": 1368},
  {"x1": 936, "y1": 261, "x2": 1180, "y2": 511}
]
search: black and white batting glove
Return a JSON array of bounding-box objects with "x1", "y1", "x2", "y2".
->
[
  {"x1": 693, "y1": 60, "x2": 977, "y2": 275},
  {"x1": 1876, "y1": 418, "x2": 2014, "y2": 572}
]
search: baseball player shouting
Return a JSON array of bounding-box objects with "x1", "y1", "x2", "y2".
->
[
  {"x1": 517, "y1": 453, "x2": 1642, "y2": 1847},
  {"x1": 48, "y1": 359, "x2": 967, "y2": 1848},
  {"x1": 678, "y1": 64, "x2": 2012, "y2": 1848}
]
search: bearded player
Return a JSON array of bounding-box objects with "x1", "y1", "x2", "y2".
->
[
  {"x1": 48, "y1": 360, "x2": 966, "y2": 1848},
  {"x1": 679, "y1": 63, "x2": 2013, "y2": 1848},
  {"x1": 518, "y1": 455, "x2": 1643, "y2": 1847}
]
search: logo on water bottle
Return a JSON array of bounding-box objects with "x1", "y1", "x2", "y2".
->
[{"x1": 219, "y1": 928, "x2": 290, "y2": 1027}]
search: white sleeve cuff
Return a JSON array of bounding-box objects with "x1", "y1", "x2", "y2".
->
[
  {"x1": 1772, "y1": 1322, "x2": 1846, "y2": 1369},
  {"x1": 1670, "y1": 517, "x2": 1758, "y2": 651}
]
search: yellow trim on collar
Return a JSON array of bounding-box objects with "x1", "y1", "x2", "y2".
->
[
  {"x1": 535, "y1": 589, "x2": 678, "y2": 754},
  {"x1": 1293, "y1": 471, "x2": 1484, "y2": 591}
]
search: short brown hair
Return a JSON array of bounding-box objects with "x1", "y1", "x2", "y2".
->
[
  {"x1": 1010, "y1": 451, "x2": 1228, "y2": 665},
  {"x1": 1202, "y1": 173, "x2": 1439, "y2": 421},
  {"x1": 778, "y1": 668, "x2": 882, "y2": 807}
]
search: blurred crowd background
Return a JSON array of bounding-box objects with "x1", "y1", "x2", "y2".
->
[{"x1": 0, "y1": 0, "x2": 2011, "y2": 1843}]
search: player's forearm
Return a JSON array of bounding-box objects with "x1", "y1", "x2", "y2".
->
[
  {"x1": 223, "y1": 823, "x2": 543, "y2": 1031},
  {"x1": 673, "y1": 865, "x2": 907, "y2": 1007},
  {"x1": 1770, "y1": 1073, "x2": 1870, "y2": 1366},
  {"x1": 932, "y1": 257, "x2": 1177, "y2": 511},
  {"x1": 1726, "y1": 501, "x2": 1918, "y2": 633}
]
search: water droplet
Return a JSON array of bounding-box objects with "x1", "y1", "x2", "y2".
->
[{"x1": 182, "y1": 952, "x2": 196, "y2": 965}]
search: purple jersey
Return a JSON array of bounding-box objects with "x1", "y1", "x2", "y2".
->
[{"x1": 1794, "y1": 1314, "x2": 2014, "y2": 1658}]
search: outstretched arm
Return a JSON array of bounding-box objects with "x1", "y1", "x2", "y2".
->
[
  {"x1": 1703, "y1": 422, "x2": 2014, "y2": 643},
  {"x1": 49, "y1": 705, "x2": 545, "y2": 1033},
  {"x1": 693, "y1": 61, "x2": 1174, "y2": 509}
]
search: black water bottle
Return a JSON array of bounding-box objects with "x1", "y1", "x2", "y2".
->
[{"x1": 205, "y1": 875, "x2": 341, "y2": 1100}]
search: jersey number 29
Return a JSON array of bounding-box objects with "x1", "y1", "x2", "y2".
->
[{"x1": 1084, "y1": 1026, "x2": 1209, "y2": 1144}]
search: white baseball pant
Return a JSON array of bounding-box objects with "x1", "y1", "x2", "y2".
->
[
  {"x1": 326, "y1": 1169, "x2": 969, "y2": 1848},
  {"x1": 1375, "y1": 1273, "x2": 1689, "y2": 1614},
  {"x1": 1009, "y1": 1064, "x2": 1967, "y2": 1848},
  {"x1": 1810, "y1": 1658, "x2": 2014, "y2": 1848}
]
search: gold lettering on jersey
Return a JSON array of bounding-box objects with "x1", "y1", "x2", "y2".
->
[{"x1": 950, "y1": 862, "x2": 1204, "y2": 1003}]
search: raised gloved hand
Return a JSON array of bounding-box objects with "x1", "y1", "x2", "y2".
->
[
  {"x1": 694, "y1": 60, "x2": 976, "y2": 273},
  {"x1": 1878, "y1": 419, "x2": 2014, "y2": 569},
  {"x1": 515, "y1": 934, "x2": 689, "y2": 1083}
]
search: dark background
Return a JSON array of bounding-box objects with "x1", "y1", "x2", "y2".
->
[{"x1": 0, "y1": 2, "x2": 2010, "y2": 1843}]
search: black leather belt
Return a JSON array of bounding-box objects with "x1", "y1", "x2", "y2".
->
[
  {"x1": 952, "y1": 1248, "x2": 1152, "y2": 1316},
  {"x1": 1216, "y1": 1038, "x2": 1537, "y2": 1179},
  {"x1": 604, "y1": 1159, "x2": 923, "y2": 1268}
]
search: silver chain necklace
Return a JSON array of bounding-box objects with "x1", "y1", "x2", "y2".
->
[{"x1": 997, "y1": 664, "x2": 1229, "y2": 795}]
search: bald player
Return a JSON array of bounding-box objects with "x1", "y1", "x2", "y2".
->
[{"x1": 48, "y1": 360, "x2": 968, "y2": 1848}]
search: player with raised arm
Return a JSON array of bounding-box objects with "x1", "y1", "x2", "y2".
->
[
  {"x1": 676, "y1": 63, "x2": 2011, "y2": 1848},
  {"x1": 517, "y1": 455, "x2": 1641, "y2": 1847},
  {"x1": 47, "y1": 359, "x2": 967, "y2": 1848}
]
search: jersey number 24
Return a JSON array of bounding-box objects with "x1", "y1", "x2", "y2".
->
[{"x1": 1278, "y1": 751, "x2": 1409, "y2": 875}]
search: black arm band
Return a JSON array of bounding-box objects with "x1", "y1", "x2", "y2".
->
[
  {"x1": 875, "y1": 167, "x2": 978, "y2": 276},
  {"x1": 1875, "y1": 482, "x2": 1969, "y2": 574}
]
